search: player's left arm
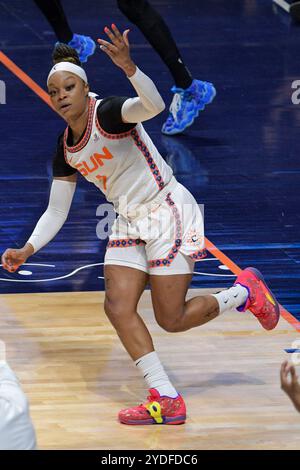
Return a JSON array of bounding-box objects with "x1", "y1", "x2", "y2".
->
[{"x1": 97, "y1": 24, "x2": 165, "y2": 123}]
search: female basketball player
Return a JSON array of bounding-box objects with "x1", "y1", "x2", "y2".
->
[{"x1": 1, "y1": 25, "x2": 280, "y2": 425}]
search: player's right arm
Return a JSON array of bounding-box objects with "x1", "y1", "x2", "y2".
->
[
  {"x1": 1, "y1": 174, "x2": 77, "y2": 273},
  {"x1": 98, "y1": 25, "x2": 165, "y2": 123}
]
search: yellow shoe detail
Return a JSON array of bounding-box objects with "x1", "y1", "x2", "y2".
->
[
  {"x1": 145, "y1": 401, "x2": 163, "y2": 424},
  {"x1": 265, "y1": 292, "x2": 276, "y2": 306}
]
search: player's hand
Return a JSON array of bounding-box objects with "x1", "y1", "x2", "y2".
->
[
  {"x1": 97, "y1": 24, "x2": 136, "y2": 76},
  {"x1": 280, "y1": 361, "x2": 300, "y2": 412},
  {"x1": 1, "y1": 248, "x2": 29, "y2": 273}
]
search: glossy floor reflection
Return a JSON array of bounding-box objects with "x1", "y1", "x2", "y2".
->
[{"x1": 0, "y1": 0, "x2": 299, "y2": 320}]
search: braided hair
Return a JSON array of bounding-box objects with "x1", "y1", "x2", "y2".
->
[{"x1": 52, "y1": 43, "x2": 81, "y2": 66}]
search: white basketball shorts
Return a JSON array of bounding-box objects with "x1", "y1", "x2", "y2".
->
[{"x1": 104, "y1": 181, "x2": 206, "y2": 275}]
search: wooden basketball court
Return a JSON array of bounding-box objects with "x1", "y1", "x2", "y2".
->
[{"x1": 1, "y1": 288, "x2": 299, "y2": 450}]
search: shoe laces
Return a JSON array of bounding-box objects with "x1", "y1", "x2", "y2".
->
[
  {"x1": 169, "y1": 87, "x2": 193, "y2": 121},
  {"x1": 145, "y1": 394, "x2": 159, "y2": 404},
  {"x1": 134, "y1": 395, "x2": 158, "y2": 414},
  {"x1": 169, "y1": 93, "x2": 183, "y2": 122}
]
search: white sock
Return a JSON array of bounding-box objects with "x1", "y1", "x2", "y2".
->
[
  {"x1": 135, "y1": 351, "x2": 178, "y2": 398},
  {"x1": 212, "y1": 284, "x2": 249, "y2": 315}
]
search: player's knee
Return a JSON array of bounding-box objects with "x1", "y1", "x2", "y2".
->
[
  {"x1": 153, "y1": 302, "x2": 185, "y2": 332},
  {"x1": 156, "y1": 312, "x2": 183, "y2": 333},
  {"x1": 159, "y1": 319, "x2": 182, "y2": 333},
  {"x1": 104, "y1": 296, "x2": 125, "y2": 325}
]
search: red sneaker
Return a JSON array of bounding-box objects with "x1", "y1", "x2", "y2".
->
[
  {"x1": 118, "y1": 388, "x2": 186, "y2": 425},
  {"x1": 234, "y1": 267, "x2": 280, "y2": 330}
]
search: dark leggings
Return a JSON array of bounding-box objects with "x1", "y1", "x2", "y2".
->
[
  {"x1": 117, "y1": 0, "x2": 192, "y2": 88},
  {"x1": 33, "y1": 0, "x2": 73, "y2": 43},
  {"x1": 34, "y1": 0, "x2": 193, "y2": 88}
]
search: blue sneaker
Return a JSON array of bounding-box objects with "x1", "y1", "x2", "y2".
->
[
  {"x1": 67, "y1": 33, "x2": 96, "y2": 63},
  {"x1": 161, "y1": 79, "x2": 216, "y2": 135}
]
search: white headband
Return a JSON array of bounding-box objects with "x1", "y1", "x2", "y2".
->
[{"x1": 47, "y1": 62, "x2": 88, "y2": 86}]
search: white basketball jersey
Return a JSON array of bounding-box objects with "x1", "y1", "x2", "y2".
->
[{"x1": 63, "y1": 98, "x2": 173, "y2": 215}]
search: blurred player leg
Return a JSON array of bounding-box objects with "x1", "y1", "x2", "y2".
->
[
  {"x1": 33, "y1": 0, "x2": 95, "y2": 62},
  {"x1": 117, "y1": 0, "x2": 216, "y2": 135}
]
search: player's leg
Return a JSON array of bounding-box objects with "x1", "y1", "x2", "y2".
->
[
  {"x1": 34, "y1": 0, "x2": 73, "y2": 42},
  {"x1": 148, "y1": 247, "x2": 248, "y2": 333},
  {"x1": 117, "y1": 0, "x2": 216, "y2": 135},
  {"x1": 149, "y1": 260, "x2": 245, "y2": 333},
  {"x1": 104, "y1": 246, "x2": 186, "y2": 425},
  {"x1": 150, "y1": 256, "x2": 280, "y2": 333},
  {"x1": 104, "y1": 264, "x2": 151, "y2": 359},
  {"x1": 117, "y1": 0, "x2": 192, "y2": 89},
  {"x1": 33, "y1": 0, "x2": 95, "y2": 62},
  {"x1": 147, "y1": 182, "x2": 280, "y2": 333}
]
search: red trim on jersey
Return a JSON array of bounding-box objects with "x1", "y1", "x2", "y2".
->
[
  {"x1": 63, "y1": 140, "x2": 68, "y2": 166},
  {"x1": 107, "y1": 239, "x2": 146, "y2": 249},
  {"x1": 64, "y1": 98, "x2": 96, "y2": 154},
  {"x1": 189, "y1": 249, "x2": 207, "y2": 260},
  {"x1": 130, "y1": 128, "x2": 166, "y2": 191},
  {"x1": 148, "y1": 193, "x2": 182, "y2": 268}
]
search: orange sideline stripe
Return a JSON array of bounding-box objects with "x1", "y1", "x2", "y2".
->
[
  {"x1": 0, "y1": 51, "x2": 53, "y2": 109},
  {"x1": 1, "y1": 50, "x2": 300, "y2": 332},
  {"x1": 205, "y1": 237, "x2": 242, "y2": 275},
  {"x1": 280, "y1": 307, "x2": 300, "y2": 332}
]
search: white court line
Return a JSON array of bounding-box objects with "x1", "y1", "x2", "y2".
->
[
  {"x1": 192, "y1": 272, "x2": 235, "y2": 277},
  {"x1": 0, "y1": 259, "x2": 235, "y2": 283},
  {"x1": 23, "y1": 263, "x2": 56, "y2": 267},
  {"x1": 1, "y1": 263, "x2": 56, "y2": 268},
  {"x1": 0, "y1": 263, "x2": 104, "y2": 283}
]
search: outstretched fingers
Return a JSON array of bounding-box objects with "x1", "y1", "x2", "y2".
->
[
  {"x1": 97, "y1": 38, "x2": 118, "y2": 55},
  {"x1": 97, "y1": 24, "x2": 130, "y2": 53},
  {"x1": 122, "y1": 29, "x2": 130, "y2": 47}
]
